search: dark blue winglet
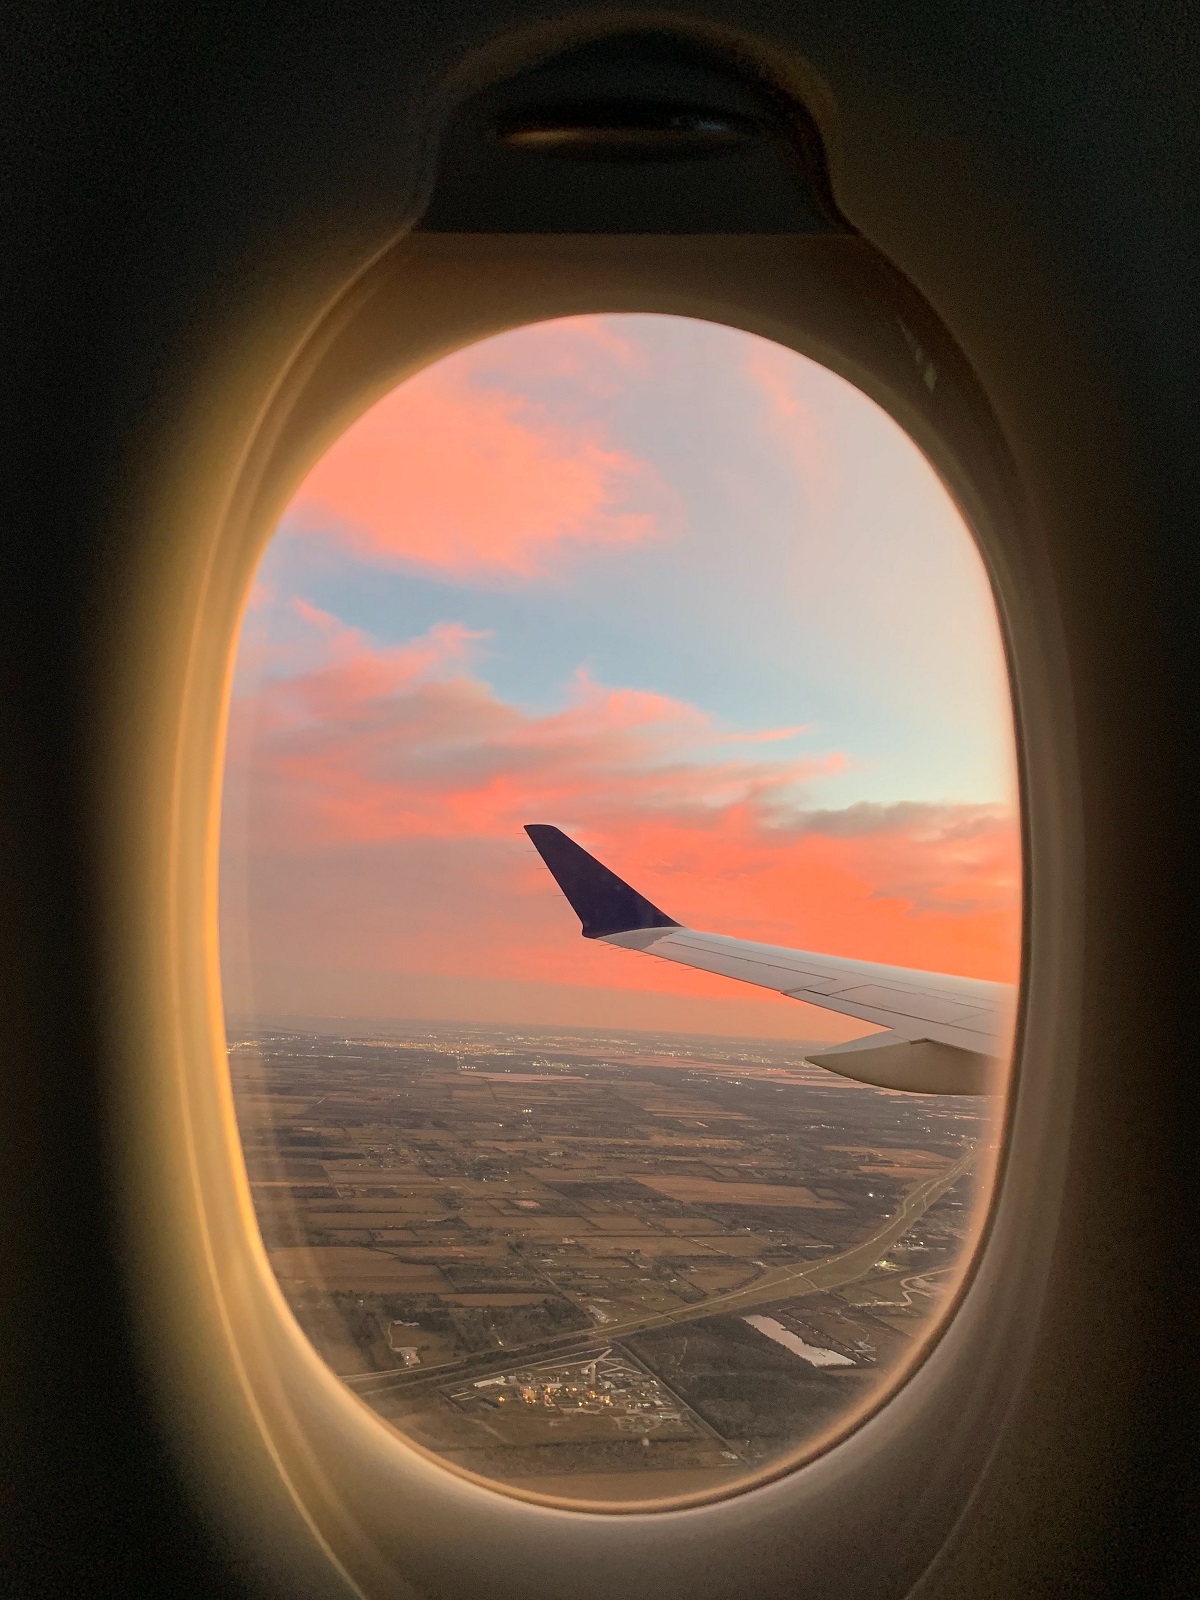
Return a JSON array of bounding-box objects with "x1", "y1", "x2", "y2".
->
[{"x1": 524, "y1": 825, "x2": 680, "y2": 940}]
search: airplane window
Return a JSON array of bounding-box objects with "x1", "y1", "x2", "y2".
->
[{"x1": 220, "y1": 313, "x2": 1019, "y2": 1507}]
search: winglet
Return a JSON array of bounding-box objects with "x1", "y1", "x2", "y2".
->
[{"x1": 524, "y1": 825, "x2": 680, "y2": 940}]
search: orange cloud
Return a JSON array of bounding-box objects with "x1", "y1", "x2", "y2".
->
[
  {"x1": 222, "y1": 613, "x2": 1021, "y2": 1031},
  {"x1": 287, "y1": 322, "x2": 670, "y2": 579}
]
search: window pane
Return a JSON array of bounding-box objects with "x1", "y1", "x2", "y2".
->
[{"x1": 221, "y1": 314, "x2": 1019, "y2": 1506}]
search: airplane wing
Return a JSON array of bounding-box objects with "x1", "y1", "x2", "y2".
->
[{"x1": 524, "y1": 824, "x2": 1012, "y2": 1095}]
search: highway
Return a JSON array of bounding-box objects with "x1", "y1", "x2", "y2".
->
[{"x1": 342, "y1": 1146, "x2": 975, "y2": 1402}]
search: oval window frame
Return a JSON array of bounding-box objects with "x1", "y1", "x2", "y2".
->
[
  {"x1": 115, "y1": 226, "x2": 1083, "y2": 1599},
  {"x1": 222, "y1": 286, "x2": 1023, "y2": 1509}
]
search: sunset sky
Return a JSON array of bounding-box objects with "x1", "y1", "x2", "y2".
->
[{"x1": 219, "y1": 314, "x2": 1020, "y2": 1040}]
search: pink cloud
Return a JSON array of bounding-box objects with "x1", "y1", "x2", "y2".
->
[
  {"x1": 721, "y1": 724, "x2": 811, "y2": 744},
  {"x1": 464, "y1": 315, "x2": 649, "y2": 389},
  {"x1": 222, "y1": 611, "x2": 1021, "y2": 1021},
  {"x1": 285, "y1": 321, "x2": 671, "y2": 580},
  {"x1": 745, "y1": 341, "x2": 837, "y2": 512}
]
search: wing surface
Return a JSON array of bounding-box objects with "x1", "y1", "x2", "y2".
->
[{"x1": 525, "y1": 824, "x2": 1012, "y2": 1095}]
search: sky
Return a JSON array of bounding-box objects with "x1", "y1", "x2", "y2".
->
[{"x1": 219, "y1": 314, "x2": 1020, "y2": 1040}]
